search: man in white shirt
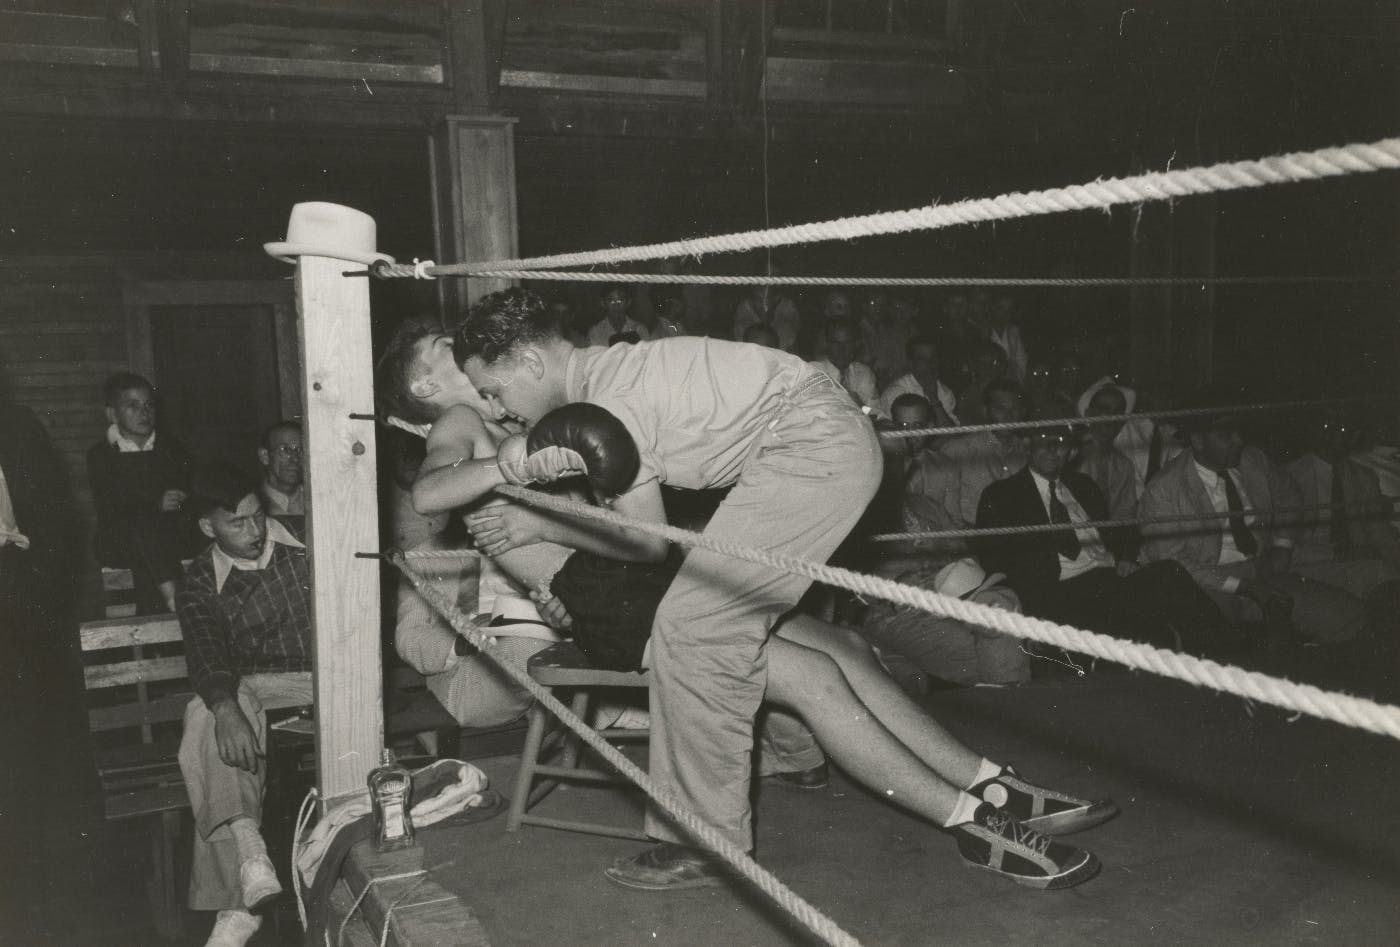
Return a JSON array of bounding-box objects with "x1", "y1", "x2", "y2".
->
[
  {"x1": 878, "y1": 335, "x2": 958, "y2": 423},
  {"x1": 257, "y1": 420, "x2": 304, "y2": 516},
  {"x1": 586, "y1": 284, "x2": 651, "y2": 347},
  {"x1": 1140, "y1": 408, "x2": 1369, "y2": 645},
  {"x1": 809, "y1": 319, "x2": 878, "y2": 411}
]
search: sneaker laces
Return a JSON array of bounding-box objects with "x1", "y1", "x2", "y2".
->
[{"x1": 983, "y1": 808, "x2": 1053, "y2": 856}]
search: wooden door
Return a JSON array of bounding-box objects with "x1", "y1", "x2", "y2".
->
[{"x1": 123, "y1": 281, "x2": 298, "y2": 475}]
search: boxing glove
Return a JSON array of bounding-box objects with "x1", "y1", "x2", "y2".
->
[{"x1": 525, "y1": 402, "x2": 640, "y2": 499}]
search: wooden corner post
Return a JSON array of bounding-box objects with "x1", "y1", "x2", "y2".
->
[{"x1": 295, "y1": 255, "x2": 383, "y2": 803}]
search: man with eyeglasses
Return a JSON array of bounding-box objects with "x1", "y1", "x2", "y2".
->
[
  {"x1": 257, "y1": 420, "x2": 304, "y2": 516},
  {"x1": 974, "y1": 406, "x2": 1238, "y2": 661}
]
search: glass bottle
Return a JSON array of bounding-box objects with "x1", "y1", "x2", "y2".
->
[{"x1": 367, "y1": 748, "x2": 415, "y2": 852}]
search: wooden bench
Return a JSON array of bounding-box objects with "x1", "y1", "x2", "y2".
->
[
  {"x1": 80, "y1": 613, "x2": 515, "y2": 937},
  {"x1": 80, "y1": 613, "x2": 304, "y2": 939}
]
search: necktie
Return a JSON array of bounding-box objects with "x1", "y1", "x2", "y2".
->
[
  {"x1": 1048, "y1": 480, "x2": 1082, "y2": 560},
  {"x1": 1220, "y1": 470, "x2": 1258, "y2": 556},
  {"x1": 1329, "y1": 467, "x2": 1351, "y2": 551},
  {"x1": 838, "y1": 366, "x2": 849, "y2": 389},
  {"x1": 1146, "y1": 423, "x2": 1164, "y2": 481}
]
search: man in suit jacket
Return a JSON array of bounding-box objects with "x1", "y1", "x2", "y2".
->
[
  {"x1": 1284, "y1": 416, "x2": 1400, "y2": 594},
  {"x1": 975, "y1": 422, "x2": 1234, "y2": 657},
  {"x1": 0, "y1": 397, "x2": 73, "y2": 932},
  {"x1": 1139, "y1": 410, "x2": 1368, "y2": 644}
]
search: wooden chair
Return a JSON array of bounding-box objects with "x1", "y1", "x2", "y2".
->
[{"x1": 505, "y1": 641, "x2": 650, "y2": 840}]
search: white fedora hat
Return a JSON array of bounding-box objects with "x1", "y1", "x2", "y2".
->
[
  {"x1": 933, "y1": 557, "x2": 1007, "y2": 600},
  {"x1": 263, "y1": 202, "x2": 396, "y2": 266}
]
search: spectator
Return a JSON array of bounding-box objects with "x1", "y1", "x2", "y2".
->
[
  {"x1": 975, "y1": 420, "x2": 1238, "y2": 658},
  {"x1": 1073, "y1": 387, "x2": 1142, "y2": 523},
  {"x1": 983, "y1": 295, "x2": 1028, "y2": 384},
  {"x1": 546, "y1": 296, "x2": 587, "y2": 348},
  {"x1": 1050, "y1": 350, "x2": 1086, "y2": 405},
  {"x1": 940, "y1": 378, "x2": 1030, "y2": 526},
  {"x1": 0, "y1": 395, "x2": 72, "y2": 929},
  {"x1": 175, "y1": 466, "x2": 312, "y2": 946},
  {"x1": 954, "y1": 342, "x2": 1009, "y2": 426},
  {"x1": 1077, "y1": 375, "x2": 1167, "y2": 487},
  {"x1": 858, "y1": 291, "x2": 914, "y2": 389},
  {"x1": 587, "y1": 284, "x2": 651, "y2": 347},
  {"x1": 807, "y1": 288, "x2": 854, "y2": 360},
  {"x1": 742, "y1": 324, "x2": 781, "y2": 348},
  {"x1": 1140, "y1": 401, "x2": 1371, "y2": 646},
  {"x1": 733, "y1": 283, "x2": 801, "y2": 353},
  {"x1": 1025, "y1": 361, "x2": 1054, "y2": 412},
  {"x1": 809, "y1": 319, "x2": 878, "y2": 411},
  {"x1": 257, "y1": 420, "x2": 304, "y2": 516},
  {"x1": 878, "y1": 335, "x2": 958, "y2": 423},
  {"x1": 86, "y1": 371, "x2": 197, "y2": 613},
  {"x1": 1285, "y1": 414, "x2": 1400, "y2": 582},
  {"x1": 646, "y1": 289, "x2": 689, "y2": 339}
]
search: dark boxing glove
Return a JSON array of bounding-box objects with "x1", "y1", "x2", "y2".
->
[{"x1": 525, "y1": 402, "x2": 641, "y2": 499}]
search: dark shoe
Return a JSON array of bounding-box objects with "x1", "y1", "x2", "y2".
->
[
  {"x1": 951, "y1": 803, "x2": 1100, "y2": 890},
  {"x1": 969, "y1": 766, "x2": 1118, "y2": 835},
  {"x1": 604, "y1": 843, "x2": 730, "y2": 891},
  {"x1": 771, "y1": 762, "x2": 829, "y2": 790}
]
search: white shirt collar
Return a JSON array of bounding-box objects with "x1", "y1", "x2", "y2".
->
[
  {"x1": 262, "y1": 482, "x2": 304, "y2": 515},
  {"x1": 211, "y1": 516, "x2": 305, "y2": 593},
  {"x1": 107, "y1": 423, "x2": 156, "y2": 453}
]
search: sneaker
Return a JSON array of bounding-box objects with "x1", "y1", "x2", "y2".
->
[
  {"x1": 603, "y1": 842, "x2": 730, "y2": 891},
  {"x1": 238, "y1": 853, "x2": 282, "y2": 910},
  {"x1": 969, "y1": 766, "x2": 1118, "y2": 835},
  {"x1": 770, "y1": 762, "x2": 829, "y2": 790},
  {"x1": 205, "y1": 909, "x2": 262, "y2": 947},
  {"x1": 951, "y1": 803, "x2": 1100, "y2": 890}
]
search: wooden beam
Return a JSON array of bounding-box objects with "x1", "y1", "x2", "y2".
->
[
  {"x1": 157, "y1": 0, "x2": 191, "y2": 77},
  {"x1": 294, "y1": 255, "x2": 383, "y2": 805},
  {"x1": 432, "y1": 114, "x2": 520, "y2": 310},
  {"x1": 443, "y1": 0, "x2": 493, "y2": 111}
]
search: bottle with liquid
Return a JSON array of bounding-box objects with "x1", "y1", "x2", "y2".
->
[{"x1": 367, "y1": 748, "x2": 416, "y2": 852}]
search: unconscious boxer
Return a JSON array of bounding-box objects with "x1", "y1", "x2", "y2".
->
[{"x1": 470, "y1": 401, "x2": 1117, "y2": 891}]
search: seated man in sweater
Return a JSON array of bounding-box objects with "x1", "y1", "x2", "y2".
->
[
  {"x1": 175, "y1": 466, "x2": 312, "y2": 947},
  {"x1": 975, "y1": 419, "x2": 1238, "y2": 659},
  {"x1": 87, "y1": 371, "x2": 199, "y2": 612}
]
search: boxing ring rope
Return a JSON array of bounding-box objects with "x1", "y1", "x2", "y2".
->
[
  {"x1": 863, "y1": 499, "x2": 1399, "y2": 543},
  {"x1": 872, "y1": 394, "x2": 1399, "y2": 441},
  {"x1": 383, "y1": 549, "x2": 864, "y2": 947},
  {"x1": 391, "y1": 271, "x2": 1398, "y2": 288},
  {"x1": 474, "y1": 484, "x2": 1400, "y2": 743},
  {"x1": 367, "y1": 136, "x2": 1400, "y2": 277}
]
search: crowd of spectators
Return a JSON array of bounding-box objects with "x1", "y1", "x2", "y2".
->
[{"x1": 537, "y1": 278, "x2": 1400, "y2": 690}]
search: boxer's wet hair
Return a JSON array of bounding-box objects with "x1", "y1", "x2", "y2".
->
[
  {"x1": 375, "y1": 317, "x2": 442, "y2": 424},
  {"x1": 454, "y1": 288, "x2": 560, "y2": 366}
]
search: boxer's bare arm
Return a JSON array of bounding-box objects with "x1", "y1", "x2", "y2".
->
[{"x1": 411, "y1": 404, "x2": 509, "y2": 515}]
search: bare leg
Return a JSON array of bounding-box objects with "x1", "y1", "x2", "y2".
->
[
  {"x1": 764, "y1": 637, "x2": 962, "y2": 825},
  {"x1": 775, "y1": 615, "x2": 982, "y2": 789}
]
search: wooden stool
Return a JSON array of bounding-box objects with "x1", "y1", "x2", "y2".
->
[{"x1": 505, "y1": 641, "x2": 649, "y2": 840}]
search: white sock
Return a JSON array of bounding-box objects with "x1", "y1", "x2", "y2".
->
[
  {"x1": 965, "y1": 758, "x2": 1003, "y2": 790},
  {"x1": 942, "y1": 791, "x2": 983, "y2": 828},
  {"x1": 228, "y1": 817, "x2": 267, "y2": 864}
]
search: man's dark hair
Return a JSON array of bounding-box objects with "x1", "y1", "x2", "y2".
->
[
  {"x1": 890, "y1": 393, "x2": 933, "y2": 416},
  {"x1": 454, "y1": 289, "x2": 560, "y2": 367},
  {"x1": 905, "y1": 334, "x2": 937, "y2": 358},
  {"x1": 188, "y1": 465, "x2": 260, "y2": 519},
  {"x1": 375, "y1": 318, "x2": 442, "y2": 425},
  {"x1": 823, "y1": 317, "x2": 858, "y2": 341},
  {"x1": 103, "y1": 371, "x2": 154, "y2": 407},
  {"x1": 262, "y1": 419, "x2": 302, "y2": 448},
  {"x1": 983, "y1": 377, "x2": 1025, "y2": 406}
]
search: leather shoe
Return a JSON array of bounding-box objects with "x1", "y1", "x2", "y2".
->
[
  {"x1": 603, "y1": 843, "x2": 729, "y2": 891},
  {"x1": 771, "y1": 762, "x2": 828, "y2": 790}
]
